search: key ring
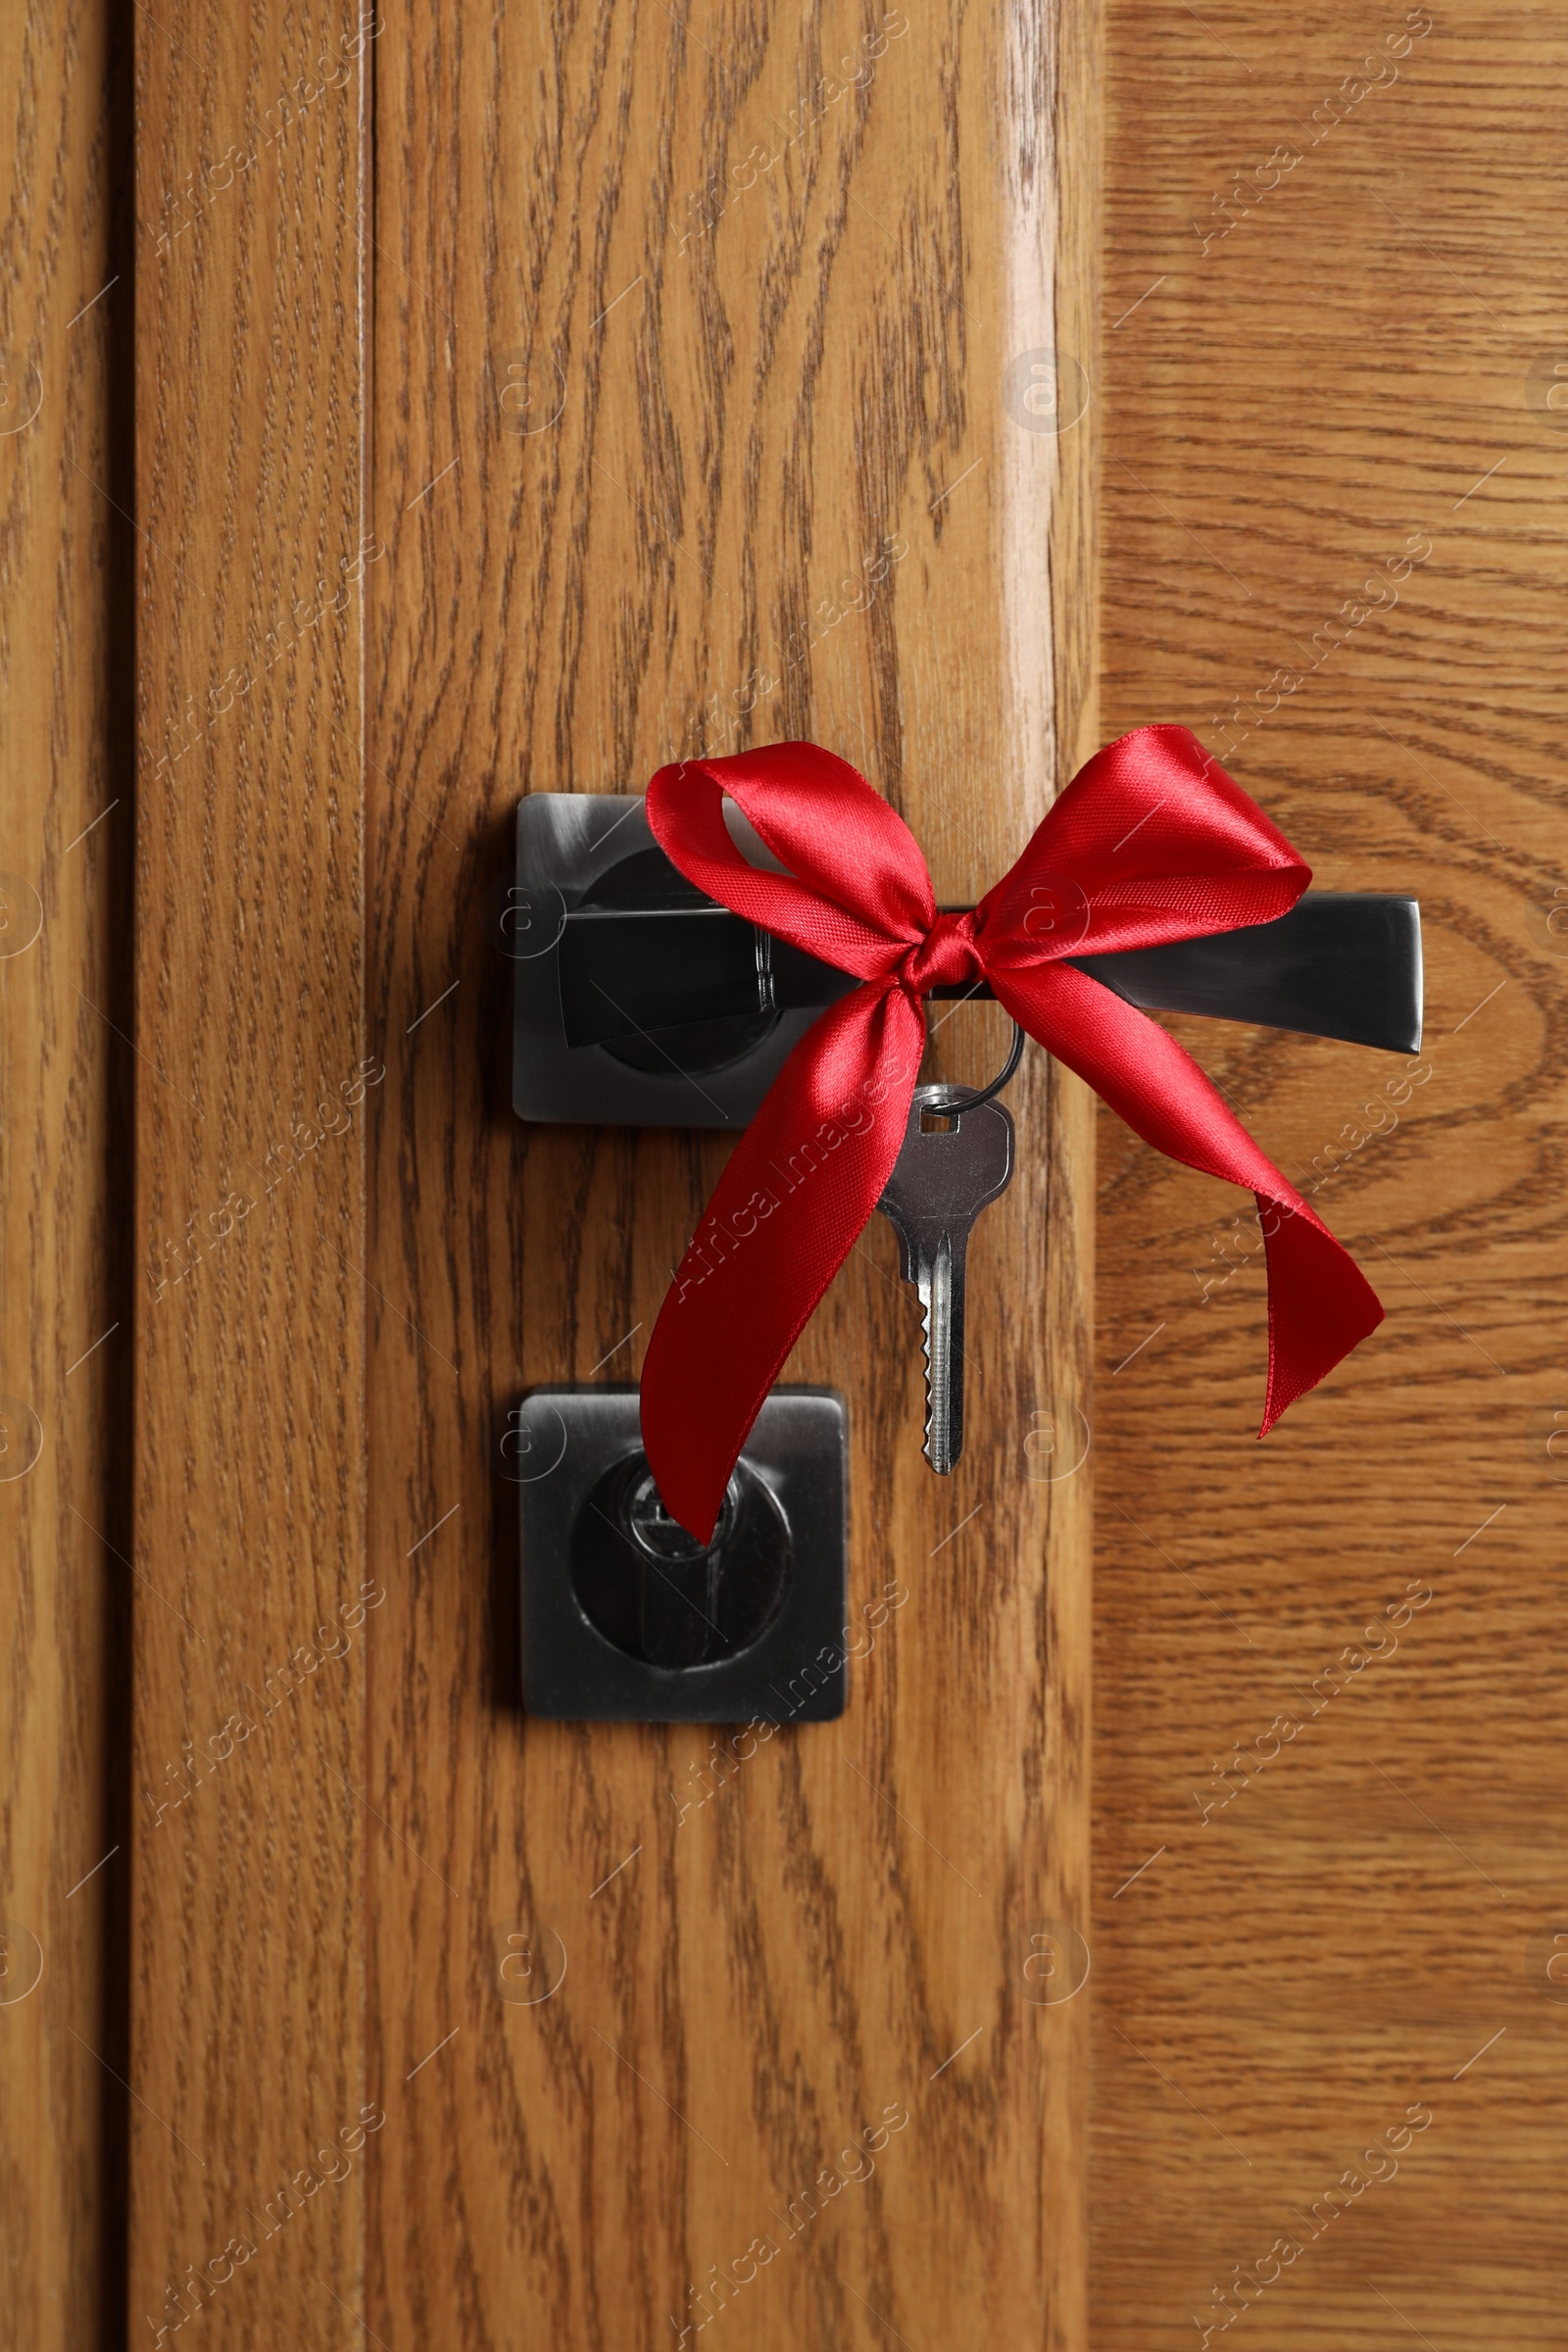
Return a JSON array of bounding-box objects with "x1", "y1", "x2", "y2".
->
[{"x1": 919, "y1": 1018, "x2": 1026, "y2": 1114}]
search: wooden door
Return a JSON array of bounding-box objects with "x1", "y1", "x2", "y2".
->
[
  {"x1": 121, "y1": 4, "x2": 1097, "y2": 2348},
  {"x1": 1094, "y1": 5, "x2": 1568, "y2": 2346},
  {"x1": 10, "y1": 6, "x2": 1560, "y2": 2348},
  {"x1": 0, "y1": 6, "x2": 132, "y2": 2350}
]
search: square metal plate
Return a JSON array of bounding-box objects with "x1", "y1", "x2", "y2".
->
[{"x1": 517, "y1": 1387, "x2": 849, "y2": 1723}]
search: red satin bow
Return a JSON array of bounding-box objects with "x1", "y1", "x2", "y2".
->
[{"x1": 639, "y1": 725, "x2": 1383, "y2": 1541}]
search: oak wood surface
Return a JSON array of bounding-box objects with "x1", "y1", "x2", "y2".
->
[
  {"x1": 365, "y1": 2, "x2": 1097, "y2": 2346},
  {"x1": 1094, "y1": 5, "x2": 1567, "y2": 2345},
  {"x1": 130, "y1": 9, "x2": 371, "y2": 2344},
  {"x1": 0, "y1": 4, "x2": 132, "y2": 2345}
]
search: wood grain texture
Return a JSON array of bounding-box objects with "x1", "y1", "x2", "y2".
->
[
  {"x1": 0, "y1": 2, "x2": 132, "y2": 2344},
  {"x1": 1094, "y1": 5, "x2": 1568, "y2": 2345},
  {"x1": 131, "y1": 9, "x2": 370, "y2": 2344},
  {"x1": 366, "y1": 2, "x2": 1096, "y2": 2346}
]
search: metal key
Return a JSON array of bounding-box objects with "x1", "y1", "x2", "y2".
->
[{"x1": 876, "y1": 1084, "x2": 1015, "y2": 1474}]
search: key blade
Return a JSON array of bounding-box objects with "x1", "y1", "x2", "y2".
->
[{"x1": 916, "y1": 1234, "x2": 968, "y2": 1474}]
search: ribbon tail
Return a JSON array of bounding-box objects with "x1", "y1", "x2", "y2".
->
[
  {"x1": 992, "y1": 961, "x2": 1383, "y2": 1430},
  {"x1": 640, "y1": 986, "x2": 926, "y2": 1542}
]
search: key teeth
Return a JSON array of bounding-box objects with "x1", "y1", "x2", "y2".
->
[{"x1": 919, "y1": 1292, "x2": 953, "y2": 1476}]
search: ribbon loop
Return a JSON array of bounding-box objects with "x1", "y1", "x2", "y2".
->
[{"x1": 640, "y1": 726, "x2": 1384, "y2": 1542}]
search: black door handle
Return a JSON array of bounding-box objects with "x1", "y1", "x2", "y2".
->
[{"x1": 557, "y1": 850, "x2": 1423, "y2": 1056}]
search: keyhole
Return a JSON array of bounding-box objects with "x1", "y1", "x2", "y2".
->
[{"x1": 569, "y1": 1453, "x2": 791, "y2": 1670}]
